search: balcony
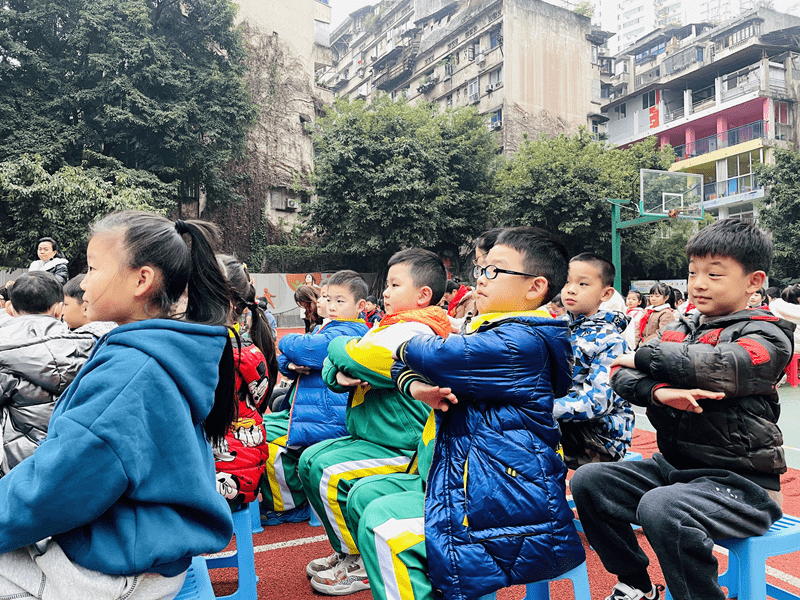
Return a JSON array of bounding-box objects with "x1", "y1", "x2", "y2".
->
[
  {"x1": 703, "y1": 173, "x2": 762, "y2": 206},
  {"x1": 673, "y1": 120, "x2": 765, "y2": 161}
]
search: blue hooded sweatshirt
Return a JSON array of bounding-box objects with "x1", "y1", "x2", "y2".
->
[{"x1": 0, "y1": 319, "x2": 234, "y2": 576}]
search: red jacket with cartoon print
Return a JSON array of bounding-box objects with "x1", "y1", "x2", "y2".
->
[
  {"x1": 612, "y1": 308, "x2": 794, "y2": 491},
  {"x1": 214, "y1": 341, "x2": 270, "y2": 508}
]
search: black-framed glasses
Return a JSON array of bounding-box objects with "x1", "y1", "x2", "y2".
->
[{"x1": 472, "y1": 262, "x2": 539, "y2": 280}]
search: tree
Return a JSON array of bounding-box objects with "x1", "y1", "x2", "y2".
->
[
  {"x1": 0, "y1": 0, "x2": 256, "y2": 209},
  {"x1": 755, "y1": 148, "x2": 800, "y2": 282},
  {"x1": 304, "y1": 95, "x2": 499, "y2": 283},
  {"x1": 574, "y1": 1, "x2": 596, "y2": 18},
  {"x1": 495, "y1": 131, "x2": 678, "y2": 287},
  {"x1": 0, "y1": 155, "x2": 171, "y2": 271}
]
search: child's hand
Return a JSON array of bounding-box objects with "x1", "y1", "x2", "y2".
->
[
  {"x1": 336, "y1": 370, "x2": 364, "y2": 387},
  {"x1": 408, "y1": 381, "x2": 458, "y2": 412},
  {"x1": 652, "y1": 387, "x2": 725, "y2": 413},
  {"x1": 288, "y1": 362, "x2": 311, "y2": 375},
  {"x1": 611, "y1": 353, "x2": 637, "y2": 369}
]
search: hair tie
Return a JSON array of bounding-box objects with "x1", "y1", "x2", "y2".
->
[{"x1": 175, "y1": 220, "x2": 189, "y2": 235}]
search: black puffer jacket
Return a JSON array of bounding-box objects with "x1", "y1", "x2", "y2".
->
[
  {"x1": 0, "y1": 316, "x2": 95, "y2": 475},
  {"x1": 612, "y1": 308, "x2": 793, "y2": 490}
]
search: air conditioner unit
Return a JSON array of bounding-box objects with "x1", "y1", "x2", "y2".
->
[
  {"x1": 485, "y1": 84, "x2": 494, "y2": 93},
  {"x1": 490, "y1": 120, "x2": 502, "y2": 131},
  {"x1": 468, "y1": 92, "x2": 480, "y2": 103},
  {"x1": 476, "y1": 52, "x2": 486, "y2": 64},
  {"x1": 286, "y1": 199, "x2": 299, "y2": 210}
]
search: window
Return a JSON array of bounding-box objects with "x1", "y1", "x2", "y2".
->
[
  {"x1": 489, "y1": 109, "x2": 502, "y2": 129},
  {"x1": 490, "y1": 29, "x2": 502, "y2": 49},
  {"x1": 642, "y1": 90, "x2": 656, "y2": 109},
  {"x1": 615, "y1": 103, "x2": 627, "y2": 118},
  {"x1": 488, "y1": 68, "x2": 502, "y2": 86},
  {"x1": 468, "y1": 77, "x2": 479, "y2": 97},
  {"x1": 776, "y1": 101, "x2": 789, "y2": 124},
  {"x1": 592, "y1": 119, "x2": 600, "y2": 134},
  {"x1": 446, "y1": 94, "x2": 453, "y2": 107}
]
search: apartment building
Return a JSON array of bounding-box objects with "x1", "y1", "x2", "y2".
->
[
  {"x1": 602, "y1": 8, "x2": 800, "y2": 222},
  {"x1": 324, "y1": 0, "x2": 608, "y2": 152}
]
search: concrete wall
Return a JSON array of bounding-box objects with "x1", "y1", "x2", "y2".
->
[{"x1": 504, "y1": 0, "x2": 594, "y2": 150}]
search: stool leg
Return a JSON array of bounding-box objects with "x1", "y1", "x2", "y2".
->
[
  {"x1": 250, "y1": 500, "x2": 263, "y2": 534},
  {"x1": 524, "y1": 580, "x2": 550, "y2": 600},
  {"x1": 737, "y1": 546, "x2": 768, "y2": 600},
  {"x1": 717, "y1": 550, "x2": 738, "y2": 599}
]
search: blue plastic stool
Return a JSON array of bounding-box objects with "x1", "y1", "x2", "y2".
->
[
  {"x1": 205, "y1": 503, "x2": 258, "y2": 600},
  {"x1": 570, "y1": 451, "x2": 642, "y2": 534},
  {"x1": 175, "y1": 556, "x2": 215, "y2": 600},
  {"x1": 664, "y1": 514, "x2": 800, "y2": 600},
  {"x1": 476, "y1": 561, "x2": 592, "y2": 600},
  {"x1": 309, "y1": 505, "x2": 323, "y2": 527},
  {"x1": 249, "y1": 500, "x2": 263, "y2": 534}
]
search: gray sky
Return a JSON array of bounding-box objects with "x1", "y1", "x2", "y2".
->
[{"x1": 331, "y1": 0, "x2": 373, "y2": 28}]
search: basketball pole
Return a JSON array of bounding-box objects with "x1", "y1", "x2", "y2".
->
[{"x1": 607, "y1": 198, "x2": 670, "y2": 292}]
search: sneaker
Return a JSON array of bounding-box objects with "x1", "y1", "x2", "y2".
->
[
  {"x1": 309, "y1": 554, "x2": 370, "y2": 595},
  {"x1": 260, "y1": 503, "x2": 310, "y2": 526},
  {"x1": 605, "y1": 582, "x2": 664, "y2": 600},
  {"x1": 306, "y1": 551, "x2": 347, "y2": 578}
]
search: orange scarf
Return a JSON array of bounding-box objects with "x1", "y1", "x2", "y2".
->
[{"x1": 379, "y1": 306, "x2": 452, "y2": 338}]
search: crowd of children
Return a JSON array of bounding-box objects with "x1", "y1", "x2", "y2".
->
[{"x1": 0, "y1": 213, "x2": 793, "y2": 600}]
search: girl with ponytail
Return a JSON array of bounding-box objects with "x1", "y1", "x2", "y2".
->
[
  {"x1": 214, "y1": 254, "x2": 278, "y2": 508},
  {"x1": 0, "y1": 211, "x2": 237, "y2": 599}
]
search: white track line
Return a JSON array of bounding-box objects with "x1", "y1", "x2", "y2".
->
[{"x1": 254, "y1": 534, "x2": 329, "y2": 553}]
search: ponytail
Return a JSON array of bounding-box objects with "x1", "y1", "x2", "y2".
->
[
  {"x1": 205, "y1": 336, "x2": 237, "y2": 445},
  {"x1": 216, "y1": 254, "x2": 278, "y2": 411}
]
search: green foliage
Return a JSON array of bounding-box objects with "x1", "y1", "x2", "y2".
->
[
  {"x1": 0, "y1": 0, "x2": 257, "y2": 208},
  {"x1": 496, "y1": 131, "x2": 677, "y2": 286},
  {"x1": 573, "y1": 1, "x2": 595, "y2": 17},
  {"x1": 0, "y1": 155, "x2": 169, "y2": 269},
  {"x1": 305, "y1": 95, "x2": 499, "y2": 273},
  {"x1": 755, "y1": 148, "x2": 800, "y2": 282}
]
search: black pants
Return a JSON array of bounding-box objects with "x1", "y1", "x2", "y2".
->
[{"x1": 570, "y1": 454, "x2": 782, "y2": 600}]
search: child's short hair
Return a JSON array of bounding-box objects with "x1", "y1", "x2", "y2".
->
[
  {"x1": 474, "y1": 228, "x2": 505, "y2": 256},
  {"x1": 327, "y1": 270, "x2": 369, "y2": 302},
  {"x1": 766, "y1": 286, "x2": 781, "y2": 301},
  {"x1": 569, "y1": 252, "x2": 615, "y2": 288},
  {"x1": 387, "y1": 249, "x2": 447, "y2": 306},
  {"x1": 366, "y1": 295, "x2": 378, "y2": 304},
  {"x1": 781, "y1": 284, "x2": 800, "y2": 305},
  {"x1": 494, "y1": 227, "x2": 569, "y2": 304},
  {"x1": 445, "y1": 280, "x2": 459, "y2": 294},
  {"x1": 8, "y1": 271, "x2": 64, "y2": 314},
  {"x1": 550, "y1": 293, "x2": 563, "y2": 308},
  {"x1": 685, "y1": 218, "x2": 772, "y2": 274},
  {"x1": 63, "y1": 274, "x2": 86, "y2": 302},
  {"x1": 627, "y1": 289, "x2": 643, "y2": 304}
]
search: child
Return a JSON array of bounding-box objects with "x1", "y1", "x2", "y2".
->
[
  {"x1": 556, "y1": 253, "x2": 633, "y2": 468},
  {"x1": 547, "y1": 293, "x2": 566, "y2": 318},
  {"x1": 0, "y1": 271, "x2": 95, "y2": 476},
  {"x1": 302, "y1": 249, "x2": 450, "y2": 595},
  {"x1": 748, "y1": 286, "x2": 768, "y2": 309},
  {"x1": 636, "y1": 282, "x2": 674, "y2": 348},
  {"x1": 348, "y1": 226, "x2": 584, "y2": 600},
  {"x1": 0, "y1": 211, "x2": 238, "y2": 599},
  {"x1": 572, "y1": 218, "x2": 791, "y2": 600},
  {"x1": 213, "y1": 255, "x2": 277, "y2": 510},
  {"x1": 360, "y1": 295, "x2": 383, "y2": 329},
  {"x1": 297, "y1": 284, "x2": 323, "y2": 333},
  {"x1": 259, "y1": 271, "x2": 369, "y2": 524},
  {"x1": 623, "y1": 289, "x2": 644, "y2": 349}
]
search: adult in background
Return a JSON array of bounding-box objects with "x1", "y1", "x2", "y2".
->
[{"x1": 28, "y1": 237, "x2": 69, "y2": 284}]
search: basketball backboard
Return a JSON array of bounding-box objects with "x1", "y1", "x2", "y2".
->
[{"x1": 640, "y1": 169, "x2": 704, "y2": 220}]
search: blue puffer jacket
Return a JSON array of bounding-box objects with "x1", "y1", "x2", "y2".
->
[
  {"x1": 395, "y1": 311, "x2": 585, "y2": 600},
  {"x1": 279, "y1": 319, "x2": 369, "y2": 447}
]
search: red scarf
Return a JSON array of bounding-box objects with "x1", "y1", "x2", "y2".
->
[
  {"x1": 638, "y1": 304, "x2": 671, "y2": 341},
  {"x1": 379, "y1": 306, "x2": 452, "y2": 338},
  {"x1": 447, "y1": 285, "x2": 470, "y2": 317}
]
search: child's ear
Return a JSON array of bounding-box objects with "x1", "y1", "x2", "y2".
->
[
  {"x1": 133, "y1": 265, "x2": 157, "y2": 299},
  {"x1": 601, "y1": 286, "x2": 616, "y2": 302},
  {"x1": 417, "y1": 286, "x2": 433, "y2": 307},
  {"x1": 357, "y1": 298, "x2": 367, "y2": 312},
  {"x1": 525, "y1": 277, "x2": 550, "y2": 304},
  {"x1": 746, "y1": 270, "x2": 767, "y2": 293}
]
